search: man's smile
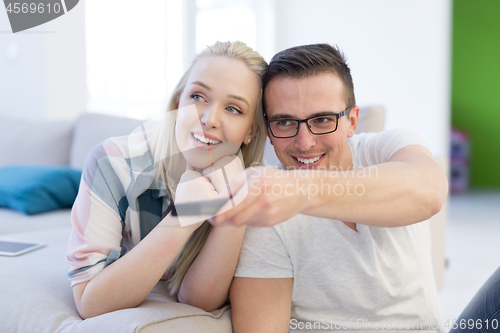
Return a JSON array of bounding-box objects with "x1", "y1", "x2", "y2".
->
[{"x1": 291, "y1": 153, "x2": 325, "y2": 168}]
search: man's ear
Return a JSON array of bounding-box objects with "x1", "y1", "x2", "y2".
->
[{"x1": 347, "y1": 105, "x2": 360, "y2": 138}]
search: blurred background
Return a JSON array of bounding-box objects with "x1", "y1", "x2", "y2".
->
[{"x1": 0, "y1": 0, "x2": 499, "y2": 329}]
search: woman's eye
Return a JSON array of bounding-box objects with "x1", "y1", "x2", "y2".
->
[
  {"x1": 190, "y1": 94, "x2": 205, "y2": 102},
  {"x1": 227, "y1": 106, "x2": 243, "y2": 115}
]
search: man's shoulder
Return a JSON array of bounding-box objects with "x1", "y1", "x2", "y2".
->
[
  {"x1": 348, "y1": 129, "x2": 428, "y2": 167},
  {"x1": 348, "y1": 128, "x2": 418, "y2": 144}
]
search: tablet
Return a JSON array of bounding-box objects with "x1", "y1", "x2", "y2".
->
[{"x1": 0, "y1": 240, "x2": 45, "y2": 257}]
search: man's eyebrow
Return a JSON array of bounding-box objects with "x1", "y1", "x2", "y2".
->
[
  {"x1": 269, "y1": 111, "x2": 335, "y2": 120},
  {"x1": 191, "y1": 81, "x2": 211, "y2": 91},
  {"x1": 269, "y1": 114, "x2": 296, "y2": 120},
  {"x1": 228, "y1": 94, "x2": 250, "y2": 107}
]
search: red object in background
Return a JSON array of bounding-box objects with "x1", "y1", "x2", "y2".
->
[{"x1": 450, "y1": 127, "x2": 470, "y2": 194}]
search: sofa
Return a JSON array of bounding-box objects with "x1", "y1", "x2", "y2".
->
[{"x1": 0, "y1": 108, "x2": 447, "y2": 332}]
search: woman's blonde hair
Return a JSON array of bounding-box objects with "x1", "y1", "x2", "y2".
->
[{"x1": 149, "y1": 41, "x2": 267, "y2": 297}]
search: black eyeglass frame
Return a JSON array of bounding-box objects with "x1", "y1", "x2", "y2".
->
[{"x1": 265, "y1": 107, "x2": 350, "y2": 139}]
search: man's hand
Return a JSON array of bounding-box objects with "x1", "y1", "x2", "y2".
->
[{"x1": 211, "y1": 166, "x2": 309, "y2": 227}]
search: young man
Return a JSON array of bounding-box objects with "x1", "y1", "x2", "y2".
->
[{"x1": 212, "y1": 44, "x2": 448, "y2": 332}]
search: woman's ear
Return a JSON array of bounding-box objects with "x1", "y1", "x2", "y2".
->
[{"x1": 245, "y1": 124, "x2": 259, "y2": 144}]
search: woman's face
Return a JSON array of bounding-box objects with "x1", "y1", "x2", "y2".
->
[{"x1": 175, "y1": 56, "x2": 260, "y2": 168}]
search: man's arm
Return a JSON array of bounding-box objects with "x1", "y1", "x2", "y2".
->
[
  {"x1": 230, "y1": 277, "x2": 293, "y2": 333},
  {"x1": 302, "y1": 144, "x2": 448, "y2": 226},
  {"x1": 212, "y1": 145, "x2": 448, "y2": 228}
]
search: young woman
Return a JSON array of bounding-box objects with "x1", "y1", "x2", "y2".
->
[{"x1": 65, "y1": 41, "x2": 267, "y2": 318}]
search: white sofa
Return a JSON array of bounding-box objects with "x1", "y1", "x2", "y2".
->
[
  {"x1": 0, "y1": 108, "x2": 447, "y2": 332},
  {"x1": 0, "y1": 113, "x2": 232, "y2": 333}
]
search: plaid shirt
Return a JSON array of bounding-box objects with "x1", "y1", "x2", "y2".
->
[{"x1": 65, "y1": 119, "x2": 172, "y2": 286}]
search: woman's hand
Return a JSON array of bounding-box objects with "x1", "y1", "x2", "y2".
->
[
  {"x1": 202, "y1": 155, "x2": 244, "y2": 193},
  {"x1": 174, "y1": 164, "x2": 219, "y2": 227}
]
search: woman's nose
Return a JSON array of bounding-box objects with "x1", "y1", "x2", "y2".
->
[{"x1": 200, "y1": 105, "x2": 221, "y2": 128}]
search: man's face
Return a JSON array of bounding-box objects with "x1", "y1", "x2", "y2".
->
[{"x1": 265, "y1": 73, "x2": 359, "y2": 170}]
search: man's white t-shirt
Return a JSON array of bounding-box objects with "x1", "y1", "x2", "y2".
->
[{"x1": 235, "y1": 129, "x2": 444, "y2": 332}]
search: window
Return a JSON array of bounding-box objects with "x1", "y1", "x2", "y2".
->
[
  {"x1": 85, "y1": 0, "x2": 168, "y2": 119},
  {"x1": 196, "y1": 0, "x2": 256, "y2": 52},
  {"x1": 85, "y1": 0, "x2": 267, "y2": 120}
]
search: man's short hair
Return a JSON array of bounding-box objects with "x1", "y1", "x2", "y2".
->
[{"x1": 262, "y1": 43, "x2": 356, "y2": 114}]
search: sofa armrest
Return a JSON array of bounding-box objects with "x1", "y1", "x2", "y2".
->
[{"x1": 69, "y1": 113, "x2": 144, "y2": 170}]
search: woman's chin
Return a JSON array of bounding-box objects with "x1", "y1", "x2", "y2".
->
[{"x1": 180, "y1": 150, "x2": 213, "y2": 169}]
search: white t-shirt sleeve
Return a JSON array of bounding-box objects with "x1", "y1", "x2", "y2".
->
[
  {"x1": 235, "y1": 225, "x2": 293, "y2": 278},
  {"x1": 356, "y1": 129, "x2": 430, "y2": 166}
]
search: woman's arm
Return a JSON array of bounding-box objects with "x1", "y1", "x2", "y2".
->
[
  {"x1": 177, "y1": 224, "x2": 247, "y2": 311},
  {"x1": 72, "y1": 213, "x2": 196, "y2": 319},
  {"x1": 176, "y1": 155, "x2": 248, "y2": 311},
  {"x1": 72, "y1": 163, "x2": 219, "y2": 319}
]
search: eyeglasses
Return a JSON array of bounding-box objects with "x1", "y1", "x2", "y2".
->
[{"x1": 266, "y1": 108, "x2": 350, "y2": 139}]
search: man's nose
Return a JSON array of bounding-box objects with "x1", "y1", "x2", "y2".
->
[
  {"x1": 294, "y1": 122, "x2": 316, "y2": 151},
  {"x1": 200, "y1": 104, "x2": 221, "y2": 128}
]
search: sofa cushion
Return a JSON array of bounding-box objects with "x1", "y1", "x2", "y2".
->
[
  {"x1": 70, "y1": 113, "x2": 144, "y2": 170},
  {"x1": 355, "y1": 105, "x2": 385, "y2": 134},
  {"x1": 0, "y1": 165, "x2": 81, "y2": 215},
  {"x1": 0, "y1": 117, "x2": 73, "y2": 166},
  {"x1": 0, "y1": 227, "x2": 232, "y2": 333}
]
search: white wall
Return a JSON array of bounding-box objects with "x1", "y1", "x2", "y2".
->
[
  {"x1": 0, "y1": 1, "x2": 86, "y2": 121},
  {"x1": 270, "y1": 0, "x2": 452, "y2": 157},
  {"x1": 44, "y1": 2, "x2": 86, "y2": 120},
  {"x1": 0, "y1": 9, "x2": 46, "y2": 121}
]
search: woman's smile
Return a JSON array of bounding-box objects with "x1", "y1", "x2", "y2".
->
[{"x1": 191, "y1": 131, "x2": 223, "y2": 151}]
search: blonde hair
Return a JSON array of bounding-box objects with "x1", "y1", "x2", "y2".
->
[{"x1": 149, "y1": 41, "x2": 267, "y2": 297}]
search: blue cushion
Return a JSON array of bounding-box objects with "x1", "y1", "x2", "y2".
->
[{"x1": 0, "y1": 165, "x2": 82, "y2": 215}]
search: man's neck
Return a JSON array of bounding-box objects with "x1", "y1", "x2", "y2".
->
[{"x1": 337, "y1": 139, "x2": 354, "y2": 171}]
